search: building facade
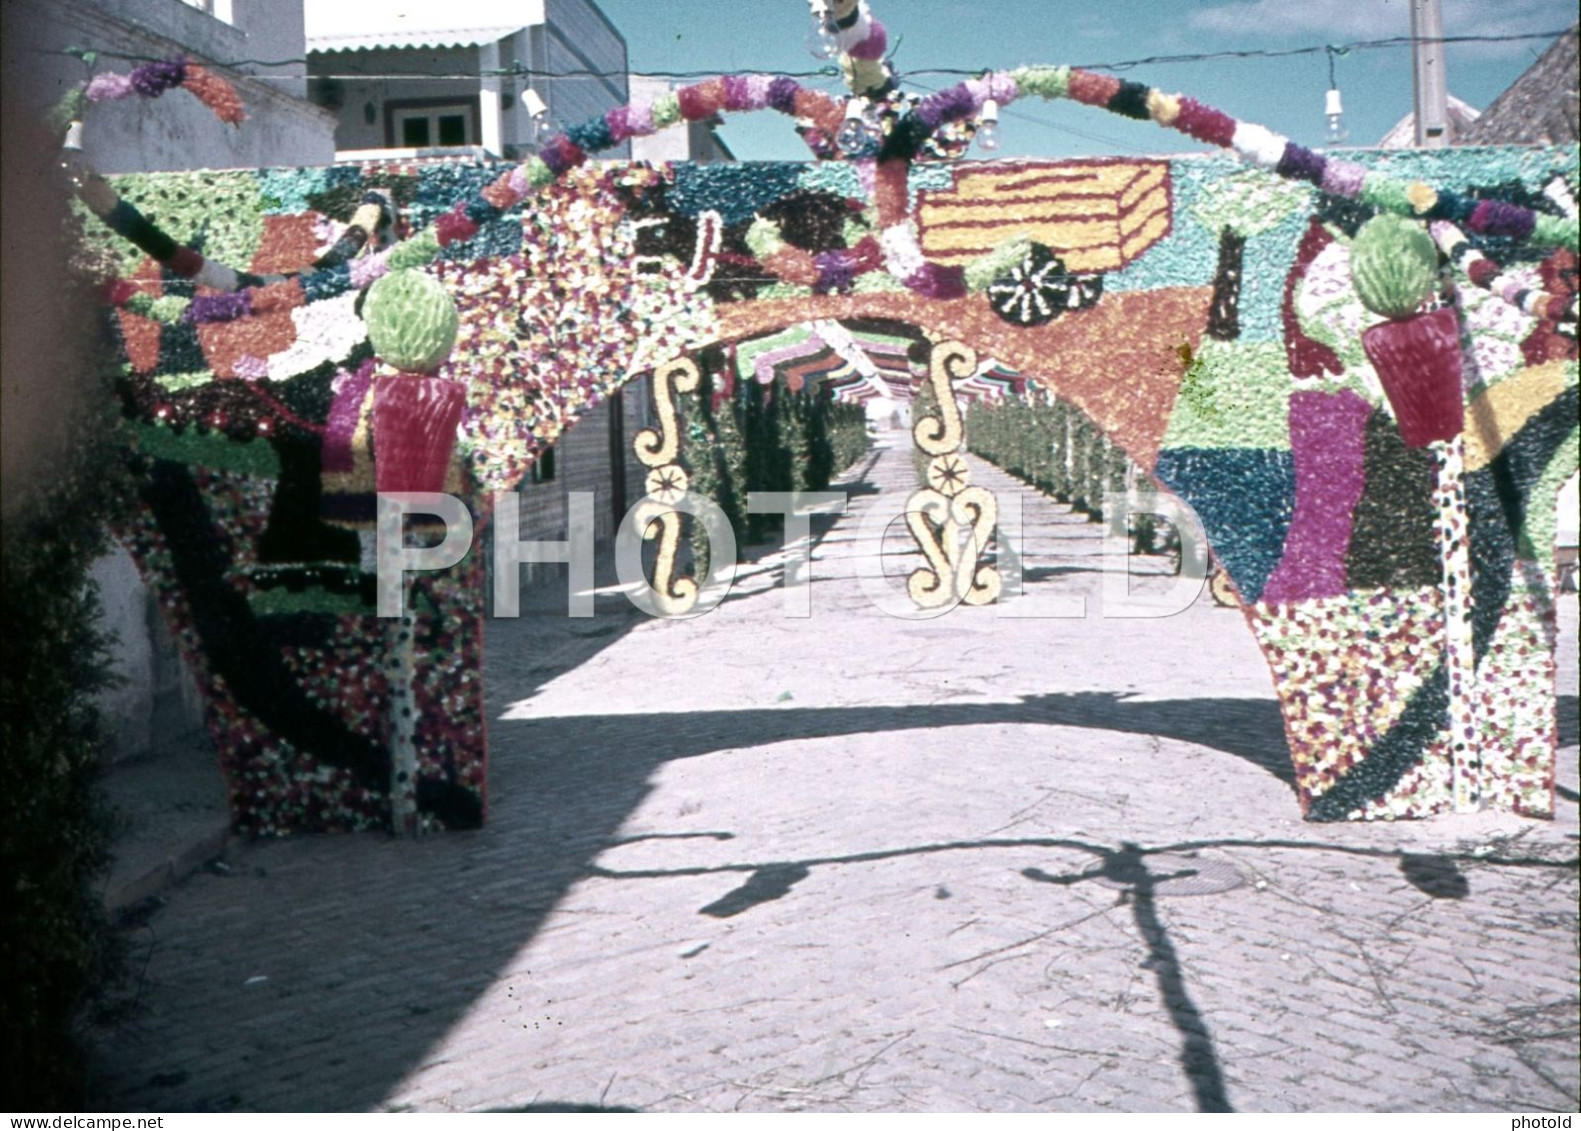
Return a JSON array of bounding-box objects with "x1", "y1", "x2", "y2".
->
[
  {"x1": 305, "y1": 0, "x2": 630, "y2": 161},
  {"x1": 5, "y1": 0, "x2": 337, "y2": 759},
  {"x1": 5, "y1": 0, "x2": 336, "y2": 173}
]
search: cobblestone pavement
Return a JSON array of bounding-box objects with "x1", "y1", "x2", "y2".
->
[{"x1": 88, "y1": 433, "x2": 1581, "y2": 1113}]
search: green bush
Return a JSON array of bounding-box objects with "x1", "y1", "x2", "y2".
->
[
  {"x1": 967, "y1": 394, "x2": 1137, "y2": 525},
  {"x1": 680, "y1": 373, "x2": 870, "y2": 565},
  {"x1": 1, "y1": 383, "x2": 127, "y2": 1109}
]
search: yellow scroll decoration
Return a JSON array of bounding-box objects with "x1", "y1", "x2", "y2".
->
[
  {"x1": 632, "y1": 355, "x2": 703, "y2": 616},
  {"x1": 907, "y1": 341, "x2": 1000, "y2": 608}
]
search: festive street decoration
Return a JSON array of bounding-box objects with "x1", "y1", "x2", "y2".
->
[
  {"x1": 1350, "y1": 215, "x2": 1465, "y2": 447},
  {"x1": 907, "y1": 342, "x2": 1000, "y2": 607},
  {"x1": 632, "y1": 356, "x2": 704, "y2": 616},
  {"x1": 56, "y1": 3, "x2": 1577, "y2": 831}
]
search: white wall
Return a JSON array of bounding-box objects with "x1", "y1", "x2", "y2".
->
[
  {"x1": 4, "y1": 0, "x2": 333, "y2": 759},
  {"x1": 90, "y1": 545, "x2": 207, "y2": 762},
  {"x1": 7, "y1": 0, "x2": 335, "y2": 173},
  {"x1": 311, "y1": 45, "x2": 483, "y2": 152},
  {"x1": 539, "y1": 0, "x2": 629, "y2": 158}
]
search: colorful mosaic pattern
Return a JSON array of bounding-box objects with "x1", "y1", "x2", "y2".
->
[{"x1": 78, "y1": 138, "x2": 1577, "y2": 830}]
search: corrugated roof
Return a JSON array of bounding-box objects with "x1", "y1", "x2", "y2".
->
[{"x1": 308, "y1": 26, "x2": 522, "y2": 53}]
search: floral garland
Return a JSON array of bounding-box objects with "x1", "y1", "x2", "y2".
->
[
  {"x1": 1429, "y1": 220, "x2": 1578, "y2": 322},
  {"x1": 54, "y1": 56, "x2": 247, "y2": 129},
  {"x1": 76, "y1": 78, "x2": 842, "y2": 326},
  {"x1": 72, "y1": 55, "x2": 1578, "y2": 324}
]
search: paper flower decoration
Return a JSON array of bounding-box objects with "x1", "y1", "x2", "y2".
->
[
  {"x1": 361, "y1": 269, "x2": 459, "y2": 374},
  {"x1": 1350, "y1": 216, "x2": 1463, "y2": 447}
]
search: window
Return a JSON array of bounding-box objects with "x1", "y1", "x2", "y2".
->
[
  {"x1": 180, "y1": 0, "x2": 234, "y2": 21},
  {"x1": 531, "y1": 446, "x2": 556, "y2": 484},
  {"x1": 391, "y1": 104, "x2": 475, "y2": 148}
]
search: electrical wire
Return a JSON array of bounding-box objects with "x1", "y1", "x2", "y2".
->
[
  {"x1": 897, "y1": 78, "x2": 1154, "y2": 156},
  {"x1": 36, "y1": 26, "x2": 1576, "y2": 81}
]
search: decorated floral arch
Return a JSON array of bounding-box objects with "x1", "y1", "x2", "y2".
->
[{"x1": 57, "y1": 2, "x2": 1578, "y2": 833}]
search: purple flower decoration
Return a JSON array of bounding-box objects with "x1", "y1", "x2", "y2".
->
[
  {"x1": 537, "y1": 133, "x2": 585, "y2": 177},
  {"x1": 910, "y1": 263, "x2": 968, "y2": 301},
  {"x1": 767, "y1": 76, "x2": 801, "y2": 116},
  {"x1": 606, "y1": 105, "x2": 635, "y2": 143},
  {"x1": 1276, "y1": 142, "x2": 1326, "y2": 187},
  {"x1": 85, "y1": 72, "x2": 137, "y2": 102},
  {"x1": 814, "y1": 250, "x2": 857, "y2": 294},
  {"x1": 849, "y1": 18, "x2": 887, "y2": 61},
  {"x1": 744, "y1": 74, "x2": 775, "y2": 110},
  {"x1": 722, "y1": 74, "x2": 754, "y2": 112},
  {"x1": 130, "y1": 58, "x2": 187, "y2": 98},
  {"x1": 1469, "y1": 199, "x2": 1537, "y2": 240},
  {"x1": 186, "y1": 291, "x2": 251, "y2": 324},
  {"x1": 1320, "y1": 160, "x2": 1366, "y2": 199},
  {"x1": 983, "y1": 72, "x2": 1018, "y2": 105},
  {"x1": 915, "y1": 85, "x2": 974, "y2": 131}
]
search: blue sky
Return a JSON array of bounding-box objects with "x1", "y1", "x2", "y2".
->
[
  {"x1": 592, "y1": 0, "x2": 1575, "y2": 159},
  {"x1": 307, "y1": 1, "x2": 1576, "y2": 160}
]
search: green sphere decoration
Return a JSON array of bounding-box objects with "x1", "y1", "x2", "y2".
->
[
  {"x1": 362, "y1": 268, "x2": 459, "y2": 373},
  {"x1": 1349, "y1": 214, "x2": 1440, "y2": 321}
]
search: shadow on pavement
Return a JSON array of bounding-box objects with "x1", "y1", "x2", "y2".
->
[
  {"x1": 86, "y1": 435, "x2": 1576, "y2": 1112},
  {"x1": 1398, "y1": 853, "x2": 1470, "y2": 899},
  {"x1": 89, "y1": 689, "x2": 1577, "y2": 1114},
  {"x1": 88, "y1": 690, "x2": 1294, "y2": 1111},
  {"x1": 505, "y1": 693, "x2": 1297, "y2": 791},
  {"x1": 1024, "y1": 842, "x2": 1234, "y2": 1113}
]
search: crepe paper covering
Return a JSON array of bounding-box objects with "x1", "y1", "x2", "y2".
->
[
  {"x1": 66, "y1": 55, "x2": 1576, "y2": 331},
  {"x1": 70, "y1": 129, "x2": 1577, "y2": 834},
  {"x1": 361, "y1": 270, "x2": 459, "y2": 374},
  {"x1": 1349, "y1": 215, "x2": 1441, "y2": 321}
]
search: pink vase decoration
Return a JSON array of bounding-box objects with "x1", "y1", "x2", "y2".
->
[
  {"x1": 373, "y1": 376, "x2": 466, "y2": 493},
  {"x1": 1360, "y1": 305, "x2": 1465, "y2": 448}
]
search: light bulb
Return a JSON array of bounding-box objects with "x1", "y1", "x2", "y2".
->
[
  {"x1": 860, "y1": 101, "x2": 885, "y2": 139},
  {"x1": 837, "y1": 97, "x2": 873, "y2": 153},
  {"x1": 806, "y1": 15, "x2": 839, "y2": 59},
  {"x1": 836, "y1": 116, "x2": 869, "y2": 152},
  {"x1": 977, "y1": 99, "x2": 1001, "y2": 152},
  {"x1": 1324, "y1": 88, "x2": 1348, "y2": 144}
]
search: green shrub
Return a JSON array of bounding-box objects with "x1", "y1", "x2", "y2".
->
[
  {"x1": 680, "y1": 374, "x2": 869, "y2": 564},
  {"x1": 1, "y1": 378, "x2": 127, "y2": 1109}
]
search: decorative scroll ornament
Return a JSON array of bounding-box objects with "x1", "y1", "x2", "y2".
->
[
  {"x1": 907, "y1": 342, "x2": 1000, "y2": 608},
  {"x1": 632, "y1": 355, "x2": 703, "y2": 615}
]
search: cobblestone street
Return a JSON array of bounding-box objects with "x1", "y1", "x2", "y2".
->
[{"x1": 89, "y1": 434, "x2": 1581, "y2": 1113}]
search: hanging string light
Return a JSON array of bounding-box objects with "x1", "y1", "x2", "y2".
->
[
  {"x1": 976, "y1": 98, "x2": 1001, "y2": 151},
  {"x1": 520, "y1": 87, "x2": 551, "y2": 146},
  {"x1": 805, "y1": 0, "x2": 840, "y2": 60},
  {"x1": 1324, "y1": 46, "x2": 1349, "y2": 145}
]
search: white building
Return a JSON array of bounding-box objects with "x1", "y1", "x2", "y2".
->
[
  {"x1": 4, "y1": 0, "x2": 336, "y2": 173},
  {"x1": 4, "y1": 0, "x2": 338, "y2": 760},
  {"x1": 305, "y1": 0, "x2": 629, "y2": 160}
]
